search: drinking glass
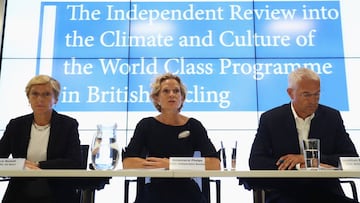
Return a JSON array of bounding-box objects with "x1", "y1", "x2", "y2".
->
[
  {"x1": 302, "y1": 138, "x2": 320, "y2": 170},
  {"x1": 91, "y1": 123, "x2": 119, "y2": 170}
]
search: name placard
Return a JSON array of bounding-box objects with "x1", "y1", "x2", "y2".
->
[
  {"x1": 0, "y1": 158, "x2": 25, "y2": 170},
  {"x1": 169, "y1": 157, "x2": 205, "y2": 170},
  {"x1": 339, "y1": 157, "x2": 360, "y2": 170}
]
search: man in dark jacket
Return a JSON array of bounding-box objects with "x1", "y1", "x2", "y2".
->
[{"x1": 248, "y1": 68, "x2": 359, "y2": 203}]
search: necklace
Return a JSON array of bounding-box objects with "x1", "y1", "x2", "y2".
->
[{"x1": 33, "y1": 122, "x2": 50, "y2": 131}]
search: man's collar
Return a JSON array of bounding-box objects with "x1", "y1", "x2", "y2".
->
[{"x1": 290, "y1": 102, "x2": 315, "y2": 121}]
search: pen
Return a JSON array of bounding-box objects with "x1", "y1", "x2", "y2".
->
[
  {"x1": 231, "y1": 141, "x2": 237, "y2": 170},
  {"x1": 221, "y1": 141, "x2": 227, "y2": 170}
]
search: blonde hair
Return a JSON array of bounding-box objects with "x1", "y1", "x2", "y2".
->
[
  {"x1": 25, "y1": 75, "x2": 61, "y2": 100},
  {"x1": 150, "y1": 73, "x2": 187, "y2": 112}
]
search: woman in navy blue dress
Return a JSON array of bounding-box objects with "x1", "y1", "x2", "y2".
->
[{"x1": 122, "y1": 73, "x2": 220, "y2": 203}]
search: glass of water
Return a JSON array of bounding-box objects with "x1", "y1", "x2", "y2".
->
[
  {"x1": 302, "y1": 138, "x2": 320, "y2": 169},
  {"x1": 91, "y1": 123, "x2": 119, "y2": 170}
]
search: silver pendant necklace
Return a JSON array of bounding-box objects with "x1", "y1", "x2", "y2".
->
[{"x1": 33, "y1": 122, "x2": 50, "y2": 131}]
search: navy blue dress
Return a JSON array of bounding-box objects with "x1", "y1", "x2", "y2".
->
[{"x1": 122, "y1": 117, "x2": 219, "y2": 203}]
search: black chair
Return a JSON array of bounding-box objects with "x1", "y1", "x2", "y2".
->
[
  {"x1": 340, "y1": 180, "x2": 358, "y2": 202},
  {"x1": 80, "y1": 145, "x2": 89, "y2": 169},
  {"x1": 0, "y1": 177, "x2": 10, "y2": 181},
  {"x1": 251, "y1": 182, "x2": 358, "y2": 203},
  {"x1": 239, "y1": 178, "x2": 358, "y2": 203},
  {"x1": 0, "y1": 145, "x2": 100, "y2": 203},
  {"x1": 76, "y1": 145, "x2": 111, "y2": 203},
  {"x1": 202, "y1": 177, "x2": 221, "y2": 203},
  {"x1": 124, "y1": 177, "x2": 221, "y2": 203},
  {"x1": 64, "y1": 144, "x2": 94, "y2": 203},
  {"x1": 78, "y1": 144, "x2": 94, "y2": 203}
]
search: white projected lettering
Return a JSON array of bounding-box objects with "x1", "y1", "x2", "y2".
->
[
  {"x1": 64, "y1": 57, "x2": 94, "y2": 75},
  {"x1": 0, "y1": 1, "x2": 350, "y2": 115},
  {"x1": 164, "y1": 58, "x2": 214, "y2": 75},
  {"x1": 104, "y1": 4, "x2": 225, "y2": 23},
  {"x1": 219, "y1": 30, "x2": 292, "y2": 47},
  {"x1": 219, "y1": 60, "x2": 333, "y2": 80},
  {"x1": 86, "y1": 86, "x2": 150, "y2": 103},
  {"x1": 65, "y1": 30, "x2": 95, "y2": 47},
  {"x1": 229, "y1": 4, "x2": 297, "y2": 21},
  {"x1": 100, "y1": 31, "x2": 174, "y2": 47},
  {"x1": 98, "y1": 58, "x2": 157, "y2": 75},
  {"x1": 47, "y1": 1, "x2": 346, "y2": 111},
  {"x1": 301, "y1": 5, "x2": 339, "y2": 20},
  {"x1": 84, "y1": 85, "x2": 230, "y2": 109}
]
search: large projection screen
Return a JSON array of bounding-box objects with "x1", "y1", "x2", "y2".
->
[{"x1": 1, "y1": 0, "x2": 360, "y2": 202}]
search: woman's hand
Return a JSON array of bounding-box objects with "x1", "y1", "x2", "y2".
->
[
  {"x1": 25, "y1": 160, "x2": 40, "y2": 170},
  {"x1": 144, "y1": 157, "x2": 169, "y2": 169}
]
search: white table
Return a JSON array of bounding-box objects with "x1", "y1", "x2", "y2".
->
[
  {"x1": 1, "y1": 169, "x2": 360, "y2": 203},
  {"x1": 1, "y1": 169, "x2": 360, "y2": 178}
]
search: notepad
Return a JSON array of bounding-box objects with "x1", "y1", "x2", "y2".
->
[
  {"x1": 0, "y1": 158, "x2": 25, "y2": 170},
  {"x1": 169, "y1": 157, "x2": 205, "y2": 170},
  {"x1": 339, "y1": 157, "x2": 360, "y2": 170}
]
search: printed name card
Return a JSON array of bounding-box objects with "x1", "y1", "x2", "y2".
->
[
  {"x1": 339, "y1": 157, "x2": 360, "y2": 170},
  {"x1": 0, "y1": 158, "x2": 25, "y2": 170},
  {"x1": 169, "y1": 157, "x2": 205, "y2": 170}
]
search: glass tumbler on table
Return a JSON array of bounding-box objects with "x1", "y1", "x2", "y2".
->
[
  {"x1": 91, "y1": 123, "x2": 119, "y2": 170},
  {"x1": 302, "y1": 138, "x2": 320, "y2": 170}
]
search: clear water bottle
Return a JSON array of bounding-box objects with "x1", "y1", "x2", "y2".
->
[{"x1": 91, "y1": 123, "x2": 119, "y2": 170}]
